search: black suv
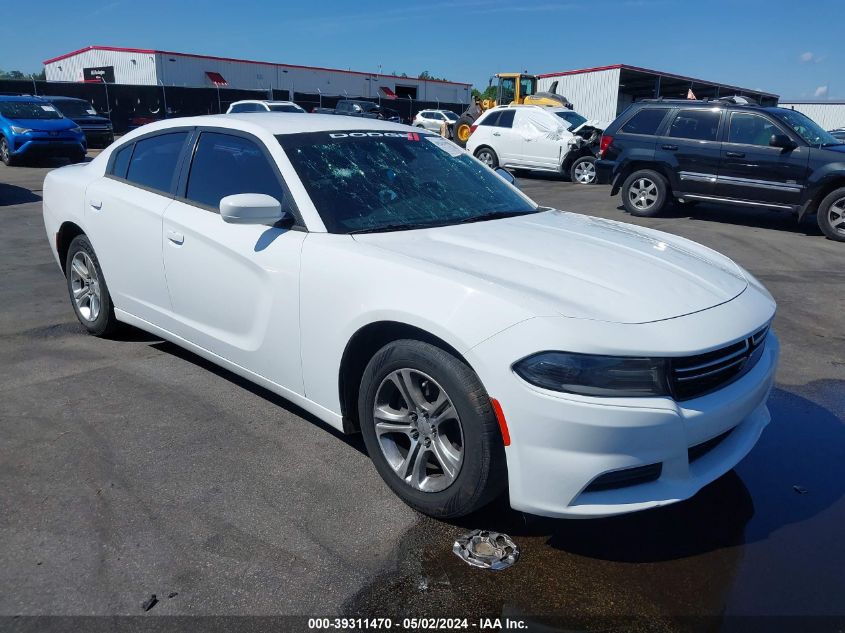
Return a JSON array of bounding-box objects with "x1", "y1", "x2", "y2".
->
[
  {"x1": 41, "y1": 96, "x2": 114, "y2": 149},
  {"x1": 596, "y1": 97, "x2": 845, "y2": 241}
]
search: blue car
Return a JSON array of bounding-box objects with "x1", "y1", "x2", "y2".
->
[{"x1": 0, "y1": 96, "x2": 87, "y2": 166}]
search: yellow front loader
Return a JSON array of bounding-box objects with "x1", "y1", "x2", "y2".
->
[{"x1": 452, "y1": 73, "x2": 570, "y2": 147}]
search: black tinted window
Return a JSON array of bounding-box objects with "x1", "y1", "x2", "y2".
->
[
  {"x1": 620, "y1": 108, "x2": 668, "y2": 135},
  {"x1": 186, "y1": 132, "x2": 284, "y2": 210},
  {"x1": 480, "y1": 111, "x2": 501, "y2": 126},
  {"x1": 667, "y1": 109, "x2": 721, "y2": 141},
  {"x1": 110, "y1": 144, "x2": 133, "y2": 179},
  {"x1": 497, "y1": 110, "x2": 515, "y2": 128},
  {"x1": 728, "y1": 113, "x2": 780, "y2": 146},
  {"x1": 125, "y1": 132, "x2": 187, "y2": 193}
]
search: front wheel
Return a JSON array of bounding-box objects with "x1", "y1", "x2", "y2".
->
[
  {"x1": 65, "y1": 235, "x2": 119, "y2": 336},
  {"x1": 0, "y1": 137, "x2": 17, "y2": 166},
  {"x1": 570, "y1": 155, "x2": 597, "y2": 184},
  {"x1": 621, "y1": 169, "x2": 669, "y2": 217},
  {"x1": 817, "y1": 186, "x2": 845, "y2": 242},
  {"x1": 475, "y1": 146, "x2": 499, "y2": 169},
  {"x1": 358, "y1": 340, "x2": 507, "y2": 518}
]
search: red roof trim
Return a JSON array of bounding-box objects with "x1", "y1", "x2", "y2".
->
[
  {"x1": 538, "y1": 64, "x2": 778, "y2": 98},
  {"x1": 42, "y1": 45, "x2": 472, "y2": 87}
]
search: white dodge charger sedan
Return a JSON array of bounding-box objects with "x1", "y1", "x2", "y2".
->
[{"x1": 42, "y1": 114, "x2": 779, "y2": 519}]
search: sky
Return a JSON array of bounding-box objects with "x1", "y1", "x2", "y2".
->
[{"x1": 4, "y1": 0, "x2": 844, "y2": 100}]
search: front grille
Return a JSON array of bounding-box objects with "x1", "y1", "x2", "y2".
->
[
  {"x1": 688, "y1": 429, "x2": 733, "y2": 463},
  {"x1": 584, "y1": 463, "x2": 662, "y2": 492},
  {"x1": 670, "y1": 324, "x2": 769, "y2": 400}
]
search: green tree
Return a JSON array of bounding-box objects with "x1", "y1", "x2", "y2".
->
[{"x1": 471, "y1": 85, "x2": 497, "y2": 101}]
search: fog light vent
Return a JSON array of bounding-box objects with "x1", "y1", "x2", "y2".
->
[{"x1": 584, "y1": 462, "x2": 662, "y2": 492}]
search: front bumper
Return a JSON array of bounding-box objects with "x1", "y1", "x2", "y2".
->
[
  {"x1": 81, "y1": 127, "x2": 114, "y2": 148},
  {"x1": 12, "y1": 135, "x2": 86, "y2": 158},
  {"x1": 467, "y1": 298, "x2": 779, "y2": 519}
]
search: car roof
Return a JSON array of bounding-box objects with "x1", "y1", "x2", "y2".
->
[
  {"x1": 231, "y1": 100, "x2": 299, "y2": 105},
  {"x1": 122, "y1": 113, "x2": 416, "y2": 138}
]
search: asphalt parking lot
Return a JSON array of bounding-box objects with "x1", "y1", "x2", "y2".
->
[{"x1": 1, "y1": 157, "x2": 844, "y2": 628}]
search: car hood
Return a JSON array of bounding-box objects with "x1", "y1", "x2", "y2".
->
[
  {"x1": 70, "y1": 115, "x2": 111, "y2": 126},
  {"x1": 7, "y1": 117, "x2": 77, "y2": 131},
  {"x1": 353, "y1": 210, "x2": 748, "y2": 324}
]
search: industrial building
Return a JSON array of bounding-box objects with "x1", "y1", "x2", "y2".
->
[
  {"x1": 43, "y1": 46, "x2": 472, "y2": 105},
  {"x1": 537, "y1": 64, "x2": 779, "y2": 122},
  {"x1": 778, "y1": 102, "x2": 845, "y2": 130}
]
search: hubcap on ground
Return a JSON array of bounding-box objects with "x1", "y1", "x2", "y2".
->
[
  {"x1": 69, "y1": 251, "x2": 101, "y2": 322},
  {"x1": 373, "y1": 368, "x2": 464, "y2": 493},
  {"x1": 574, "y1": 160, "x2": 596, "y2": 184},
  {"x1": 828, "y1": 197, "x2": 845, "y2": 235},
  {"x1": 629, "y1": 177, "x2": 658, "y2": 210}
]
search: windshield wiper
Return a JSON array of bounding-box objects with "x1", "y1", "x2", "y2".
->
[
  {"x1": 347, "y1": 222, "x2": 436, "y2": 234},
  {"x1": 454, "y1": 210, "x2": 536, "y2": 225}
]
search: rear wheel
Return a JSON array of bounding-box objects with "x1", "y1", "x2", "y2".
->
[
  {"x1": 817, "y1": 186, "x2": 845, "y2": 242},
  {"x1": 621, "y1": 169, "x2": 669, "y2": 217},
  {"x1": 570, "y1": 155, "x2": 597, "y2": 184},
  {"x1": 65, "y1": 235, "x2": 119, "y2": 336},
  {"x1": 453, "y1": 116, "x2": 474, "y2": 147},
  {"x1": 358, "y1": 340, "x2": 507, "y2": 518},
  {"x1": 0, "y1": 137, "x2": 17, "y2": 166},
  {"x1": 475, "y1": 146, "x2": 499, "y2": 169}
]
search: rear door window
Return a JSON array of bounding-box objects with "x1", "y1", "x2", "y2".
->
[
  {"x1": 125, "y1": 132, "x2": 188, "y2": 194},
  {"x1": 496, "y1": 110, "x2": 515, "y2": 128},
  {"x1": 110, "y1": 143, "x2": 133, "y2": 179},
  {"x1": 185, "y1": 132, "x2": 285, "y2": 210},
  {"x1": 479, "y1": 111, "x2": 502, "y2": 127},
  {"x1": 667, "y1": 109, "x2": 721, "y2": 141},
  {"x1": 620, "y1": 108, "x2": 669, "y2": 135}
]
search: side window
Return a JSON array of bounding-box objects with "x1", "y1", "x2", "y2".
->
[
  {"x1": 185, "y1": 132, "x2": 285, "y2": 210},
  {"x1": 434, "y1": 112, "x2": 445, "y2": 120},
  {"x1": 110, "y1": 143, "x2": 133, "y2": 179},
  {"x1": 667, "y1": 109, "x2": 721, "y2": 142},
  {"x1": 620, "y1": 108, "x2": 669, "y2": 135},
  {"x1": 728, "y1": 113, "x2": 780, "y2": 146},
  {"x1": 229, "y1": 104, "x2": 247, "y2": 113},
  {"x1": 496, "y1": 110, "x2": 515, "y2": 128},
  {"x1": 479, "y1": 111, "x2": 501, "y2": 127},
  {"x1": 125, "y1": 132, "x2": 188, "y2": 194}
]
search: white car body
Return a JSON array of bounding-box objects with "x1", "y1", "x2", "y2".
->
[
  {"x1": 226, "y1": 100, "x2": 306, "y2": 114},
  {"x1": 413, "y1": 109, "x2": 459, "y2": 132},
  {"x1": 467, "y1": 104, "x2": 608, "y2": 172},
  {"x1": 42, "y1": 114, "x2": 778, "y2": 519}
]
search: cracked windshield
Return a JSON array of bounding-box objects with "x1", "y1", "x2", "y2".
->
[{"x1": 278, "y1": 131, "x2": 537, "y2": 233}]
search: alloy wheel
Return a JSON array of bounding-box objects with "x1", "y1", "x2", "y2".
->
[
  {"x1": 477, "y1": 150, "x2": 494, "y2": 167},
  {"x1": 373, "y1": 368, "x2": 464, "y2": 493},
  {"x1": 0, "y1": 139, "x2": 9, "y2": 163},
  {"x1": 69, "y1": 251, "x2": 101, "y2": 322},
  {"x1": 827, "y1": 197, "x2": 845, "y2": 236},
  {"x1": 628, "y1": 177, "x2": 658, "y2": 210},
  {"x1": 573, "y1": 160, "x2": 596, "y2": 184}
]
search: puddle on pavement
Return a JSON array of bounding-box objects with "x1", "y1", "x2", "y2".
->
[{"x1": 343, "y1": 383, "x2": 845, "y2": 630}]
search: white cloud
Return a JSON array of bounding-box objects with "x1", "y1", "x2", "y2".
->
[
  {"x1": 800, "y1": 51, "x2": 814, "y2": 62},
  {"x1": 814, "y1": 85, "x2": 829, "y2": 98},
  {"x1": 800, "y1": 51, "x2": 827, "y2": 64}
]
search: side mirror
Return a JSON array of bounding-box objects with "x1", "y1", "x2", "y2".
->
[
  {"x1": 770, "y1": 133, "x2": 796, "y2": 150},
  {"x1": 495, "y1": 167, "x2": 518, "y2": 187},
  {"x1": 220, "y1": 193, "x2": 288, "y2": 225}
]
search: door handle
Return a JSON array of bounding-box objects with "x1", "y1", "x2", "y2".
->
[
  {"x1": 492, "y1": 131, "x2": 501, "y2": 136},
  {"x1": 89, "y1": 199, "x2": 102, "y2": 210},
  {"x1": 661, "y1": 144, "x2": 678, "y2": 151},
  {"x1": 166, "y1": 229, "x2": 185, "y2": 245},
  {"x1": 725, "y1": 151, "x2": 745, "y2": 158}
]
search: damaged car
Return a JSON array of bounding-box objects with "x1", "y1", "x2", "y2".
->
[{"x1": 466, "y1": 105, "x2": 608, "y2": 183}]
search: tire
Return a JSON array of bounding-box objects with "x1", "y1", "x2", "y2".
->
[
  {"x1": 817, "y1": 186, "x2": 845, "y2": 242},
  {"x1": 0, "y1": 136, "x2": 17, "y2": 166},
  {"x1": 453, "y1": 115, "x2": 475, "y2": 147},
  {"x1": 621, "y1": 169, "x2": 669, "y2": 217},
  {"x1": 474, "y1": 146, "x2": 499, "y2": 169},
  {"x1": 570, "y1": 155, "x2": 597, "y2": 184},
  {"x1": 358, "y1": 340, "x2": 507, "y2": 518},
  {"x1": 65, "y1": 235, "x2": 119, "y2": 336}
]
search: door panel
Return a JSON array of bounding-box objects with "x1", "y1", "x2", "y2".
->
[
  {"x1": 716, "y1": 112, "x2": 809, "y2": 206},
  {"x1": 659, "y1": 108, "x2": 723, "y2": 196},
  {"x1": 162, "y1": 200, "x2": 306, "y2": 391},
  {"x1": 84, "y1": 177, "x2": 172, "y2": 322}
]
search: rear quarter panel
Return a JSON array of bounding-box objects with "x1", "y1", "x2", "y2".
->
[{"x1": 42, "y1": 162, "x2": 103, "y2": 268}]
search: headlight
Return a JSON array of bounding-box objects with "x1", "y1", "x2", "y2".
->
[
  {"x1": 10, "y1": 126, "x2": 31, "y2": 134},
  {"x1": 70, "y1": 125, "x2": 83, "y2": 134},
  {"x1": 513, "y1": 352, "x2": 670, "y2": 397}
]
